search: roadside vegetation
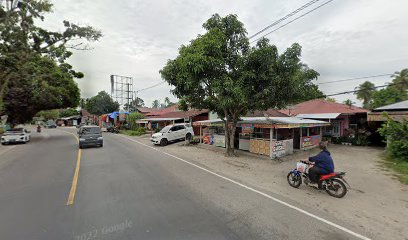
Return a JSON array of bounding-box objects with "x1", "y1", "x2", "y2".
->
[
  {"x1": 120, "y1": 128, "x2": 146, "y2": 136},
  {"x1": 378, "y1": 115, "x2": 408, "y2": 184},
  {"x1": 120, "y1": 112, "x2": 146, "y2": 136}
]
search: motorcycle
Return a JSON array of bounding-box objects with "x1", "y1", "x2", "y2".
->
[
  {"x1": 287, "y1": 161, "x2": 349, "y2": 198},
  {"x1": 37, "y1": 125, "x2": 42, "y2": 133},
  {"x1": 107, "y1": 126, "x2": 119, "y2": 133}
]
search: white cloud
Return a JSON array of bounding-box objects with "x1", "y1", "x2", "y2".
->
[{"x1": 43, "y1": 0, "x2": 408, "y2": 107}]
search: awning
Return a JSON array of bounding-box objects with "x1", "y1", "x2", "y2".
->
[
  {"x1": 296, "y1": 113, "x2": 341, "y2": 119},
  {"x1": 108, "y1": 111, "x2": 129, "y2": 119},
  {"x1": 194, "y1": 117, "x2": 329, "y2": 128},
  {"x1": 136, "y1": 120, "x2": 148, "y2": 124},
  {"x1": 142, "y1": 117, "x2": 183, "y2": 122}
]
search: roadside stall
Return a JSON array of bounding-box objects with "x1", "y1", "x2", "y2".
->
[{"x1": 194, "y1": 117, "x2": 329, "y2": 159}]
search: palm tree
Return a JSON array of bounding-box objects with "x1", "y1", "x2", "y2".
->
[
  {"x1": 343, "y1": 99, "x2": 353, "y2": 107},
  {"x1": 392, "y1": 68, "x2": 408, "y2": 92},
  {"x1": 152, "y1": 99, "x2": 160, "y2": 108},
  {"x1": 355, "y1": 81, "x2": 375, "y2": 109}
]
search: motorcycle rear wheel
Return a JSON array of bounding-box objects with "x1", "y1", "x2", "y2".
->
[
  {"x1": 287, "y1": 172, "x2": 302, "y2": 188},
  {"x1": 325, "y1": 178, "x2": 347, "y2": 198}
]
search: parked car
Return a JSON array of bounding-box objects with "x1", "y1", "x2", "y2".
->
[
  {"x1": 78, "y1": 125, "x2": 103, "y2": 149},
  {"x1": 45, "y1": 122, "x2": 57, "y2": 128},
  {"x1": 1, "y1": 128, "x2": 31, "y2": 145},
  {"x1": 151, "y1": 123, "x2": 194, "y2": 146}
]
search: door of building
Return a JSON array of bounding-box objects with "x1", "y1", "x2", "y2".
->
[{"x1": 293, "y1": 128, "x2": 300, "y2": 149}]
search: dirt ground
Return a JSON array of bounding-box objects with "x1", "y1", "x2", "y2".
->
[{"x1": 134, "y1": 135, "x2": 408, "y2": 240}]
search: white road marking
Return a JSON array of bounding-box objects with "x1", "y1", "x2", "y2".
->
[{"x1": 119, "y1": 135, "x2": 371, "y2": 240}]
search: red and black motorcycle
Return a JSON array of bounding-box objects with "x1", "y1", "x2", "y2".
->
[{"x1": 287, "y1": 161, "x2": 349, "y2": 198}]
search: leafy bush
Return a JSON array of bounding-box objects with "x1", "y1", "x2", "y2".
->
[
  {"x1": 378, "y1": 115, "x2": 408, "y2": 162},
  {"x1": 126, "y1": 112, "x2": 145, "y2": 130},
  {"x1": 120, "y1": 127, "x2": 146, "y2": 136},
  {"x1": 332, "y1": 136, "x2": 351, "y2": 144}
]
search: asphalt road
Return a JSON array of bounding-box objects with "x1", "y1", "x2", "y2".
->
[{"x1": 0, "y1": 127, "x2": 370, "y2": 240}]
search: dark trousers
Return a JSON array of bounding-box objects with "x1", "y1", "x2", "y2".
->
[{"x1": 309, "y1": 166, "x2": 325, "y2": 183}]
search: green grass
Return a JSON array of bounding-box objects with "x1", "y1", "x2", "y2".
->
[
  {"x1": 120, "y1": 129, "x2": 146, "y2": 137},
  {"x1": 382, "y1": 154, "x2": 408, "y2": 185}
]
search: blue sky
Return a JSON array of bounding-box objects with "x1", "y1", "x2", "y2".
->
[{"x1": 43, "y1": 0, "x2": 408, "y2": 107}]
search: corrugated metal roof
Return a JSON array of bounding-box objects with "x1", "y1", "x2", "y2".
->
[
  {"x1": 296, "y1": 113, "x2": 341, "y2": 119},
  {"x1": 374, "y1": 100, "x2": 408, "y2": 111}
]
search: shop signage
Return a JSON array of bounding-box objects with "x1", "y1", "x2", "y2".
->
[
  {"x1": 241, "y1": 123, "x2": 254, "y2": 133},
  {"x1": 272, "y1": 140, "x2": 285, "y2": 152},
  {"x1": 193, "y1": 122, "x2": 224, "y2": 127},
  {"x1": 254, "y1": 123, "x2": 328, "y2": 129},
  {"x1": 301, "y1": 135, "x2": 321, "y2": 148},
  {"x1": 271, "y1": 139, "x2": 293, "y2": 158}
]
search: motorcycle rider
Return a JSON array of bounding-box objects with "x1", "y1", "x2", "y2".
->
[{"x1": 306, "y1": 141, "x2": 334, "y2": 185}]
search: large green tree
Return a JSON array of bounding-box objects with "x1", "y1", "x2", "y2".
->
[
  {"x1": 355, "y1": 81, "x2": 375, "y2": 109},
  {"x1": 0, "y1": 0, "x2": 101, "y2": 124},
  {"x1": 35, "y1": 109, "x2": 60, "y2": 120},
  {"x1": 392, "y1": 68, "x2": 408, "y2": 93},
  {"x1": 371, "y1": 87, "x2": 407, "y2": 109},
  {"x1": 160, "y1": 14, "x2": 320, "y2": 155},
  {"x1": 85, "y1": 91, "x2": 119, "y2": 115},
  {"x1": 60, "y1": 108, "x2": 79, "y2": 117}
]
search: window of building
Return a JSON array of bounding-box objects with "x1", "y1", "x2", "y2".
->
[
  {"x1": 301, "y1": 128, "x2": 308, "y2": 137},
  {"x1": 309, "y1": 127, "x2": 320, "y2": 136},
  {"x1": 252, "y1": 128, "x2": 270, "y2": 139}
]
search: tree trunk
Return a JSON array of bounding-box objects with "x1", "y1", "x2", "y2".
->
[{"x1": 225, "y1": 116, "x2": 237, "y2": 157}]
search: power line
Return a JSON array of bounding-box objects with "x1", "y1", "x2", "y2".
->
[
  {"x1": 324, "y1": 82, "x2": 402, "y2": 97},
  {"x1": 250, "y1": 0, "x2": 335, "y2": 44},
  {"x1": 318, "y1": 73, "x2": 393, "y2": 85},
  {"x1": 249, "y1": 0, "x2": 321, "y2": 40},
  {"x1": 135, "y1": 81, "x2": 166, "y2": 93}
]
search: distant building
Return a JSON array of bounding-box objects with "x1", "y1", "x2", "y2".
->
[
  {"x1": 368, "y1": 100, "x2": 408, "y2": 122},
  {"x1": 367, "y1": 100, "x2": 408, "y2": 145},
  {"x1": 279, "y1": 99, "x2": 369, "y2": 137}
]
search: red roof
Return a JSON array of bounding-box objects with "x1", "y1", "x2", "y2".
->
[
  {"x1": 136, "y1": 107, "x2": 154, "y2": 114},
  {"x1": 246, "y1": 109, "x2": 288, "y2": 117},
  {"x1": 148, "y1": 109, "x2": 209, "y2": 119},
  {"x1": 280, "y1": 99, "x2": 369, "y2": 116},
  {"x1": 145, "y1": 105, "x2": 179, "y2": 117}
]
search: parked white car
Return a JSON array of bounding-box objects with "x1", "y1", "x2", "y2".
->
[
  {"x1": 151, "y1": 123, "x2": 194, "y2": 146},
  {"x1": 1, "y1": 128, "x2": 31, "y2": 145}
]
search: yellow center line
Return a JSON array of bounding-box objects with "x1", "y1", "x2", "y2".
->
[
  {"x1": 58, "y1": 129, "x2": 81, "y2": 206},
  {"x1": 67, "y1": 148, "x2": 81, "y2": 205}
]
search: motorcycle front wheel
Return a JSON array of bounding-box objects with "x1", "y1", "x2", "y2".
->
[
  {"x1": 325, "y1": 178, "x2": 347, "y2": 198},
  {"x1": 287, "y1": 172, "x2": 302, "y2": 188}
]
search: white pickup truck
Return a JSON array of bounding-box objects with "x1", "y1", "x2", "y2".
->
[{"x1": 151, "y1": 123, "x2": 194, "y2": 146}]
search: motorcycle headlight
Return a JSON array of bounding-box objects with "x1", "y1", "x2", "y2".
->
[
  {"x1": 79, "y1": 138, "x2": 85, "y2": 141},
  {"x1": 97, "y1": 137, "x2": 103, "y2": 140}
]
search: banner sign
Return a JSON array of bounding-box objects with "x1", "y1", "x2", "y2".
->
[
  {"x1": 271, "y1": 139, "x2": 293, "y2": 158},
  {"x1": 301, "y1": 135, "x2": 321, "y2": 148},
  {"x1": 241, "y1": 123, "x2": 254, "y2": 133},
  {"x1": 254, "y1": 123, "x2": 328, "y2": 129}
]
